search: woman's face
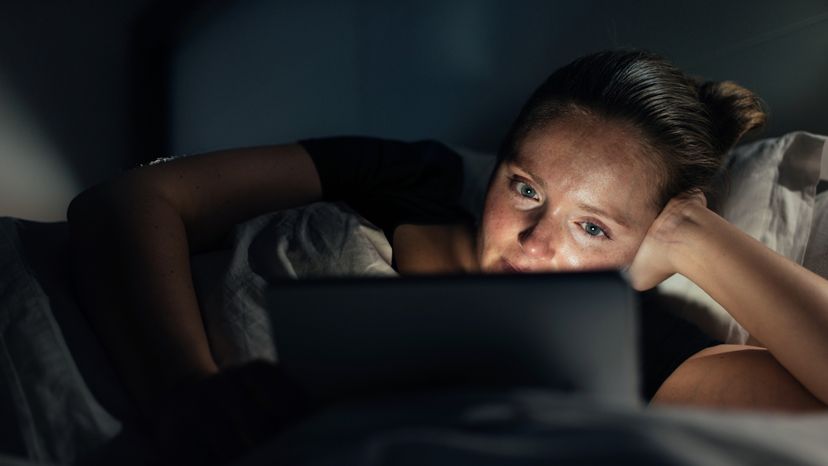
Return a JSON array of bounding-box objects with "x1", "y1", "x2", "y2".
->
[{"x1": 477, "y1": 114, "x2": 662, "y2": 273}]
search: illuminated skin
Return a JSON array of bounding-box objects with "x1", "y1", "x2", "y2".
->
[
  {"x1": 468, "y1": 111, "x2": 828, "y2": 411},
  {"x1": 476, "y1": 112, "x2": 661, "y2": 274},
  {"x1": 69, "y1": 109, "x2": 828, "y2": 415}
]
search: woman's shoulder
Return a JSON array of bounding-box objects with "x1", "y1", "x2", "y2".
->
[
  {"x1": 298, "y1": 136, "x2": 468, "y2": 202},
  {"x1": 299, "y1": 135, "x2": 485, "y2": 240}
]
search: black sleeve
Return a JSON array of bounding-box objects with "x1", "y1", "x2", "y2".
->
[{"x1": 298, "y1": 136, "x2": 475, "y2": 243}]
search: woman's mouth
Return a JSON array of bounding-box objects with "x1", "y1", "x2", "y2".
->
[{"x1": 500, "y1": 258, "x2": 523, "y2": 273}]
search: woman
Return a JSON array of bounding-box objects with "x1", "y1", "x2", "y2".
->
[{"x1": 68, "y1": 50, "x2": 828, "y2": 459}]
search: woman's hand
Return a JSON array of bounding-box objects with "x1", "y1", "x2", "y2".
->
[
  {"x1": 628, "y1": 187, "x2": 828, "y2": 406},
  {"x1": 626, "y1": 190, "x2": 709, "y2": 291}
]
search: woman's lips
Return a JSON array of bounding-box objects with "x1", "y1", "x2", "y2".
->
[{"x1": 501, "y1": 258, "x2": 523, "y2": 273}]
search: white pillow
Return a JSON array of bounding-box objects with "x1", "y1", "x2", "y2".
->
[
  {"x1": 803, "y1": 138, "x2": 828, "y2": 278},
  {"x1": 803, "y1": 191, "x2": 828, "y2": 280},
  {"x1": 657, "y1": 131, "x2": 827, "y2": 343},
  {"x1": 192, "y1": 202, "x2": 398, "y2": 367},
  {"x1": 453, "y1": 133, "x2": 827, "y2": 344}
]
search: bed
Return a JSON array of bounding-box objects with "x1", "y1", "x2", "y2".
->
[
  {"x1": 4, "y1": 1, "x2": 828, "y2": 463},
  {"x1": 0, "y1": 130, "x2": 827, "y2": 465}
]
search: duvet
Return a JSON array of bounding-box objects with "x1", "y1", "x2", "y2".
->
[{"x1": 2, "y1": 200, "x2": 828, "y2": 466}]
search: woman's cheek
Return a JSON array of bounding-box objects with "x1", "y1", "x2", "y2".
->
[
  {"x1": 484, "y1": 194, "x2": 518, "y2": 235},
  {"x1": 558, "y1": 239, "x2": 633, "y2": 270},
  {"x1": 485, "y1": 215, "x2": 515, "y2": 253},
  {"x1": 584, "y1": 245, "x2": 637, "y2": 270},
  {"x1": 561, "y1": 250, "x2": 583, "y2": 269},
  {"x1": 479, "y1": 200, "x2": 522, "y2": 267}
]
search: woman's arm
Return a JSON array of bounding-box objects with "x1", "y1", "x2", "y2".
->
[
  {"x1": 67, "y1": 143, "x2": 321, "y2": 417},
  {"x1": 629, "y1": 193, "x2": 828, "y2": 406},
  {"x1": 651, "y1": 344, "x2": 826, "y2": 411}
]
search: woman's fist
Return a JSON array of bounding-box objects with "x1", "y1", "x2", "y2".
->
[{"x1": 626, "y1": 190, "x2": 708, "y2": 291}]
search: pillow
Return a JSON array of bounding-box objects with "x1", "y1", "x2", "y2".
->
[
  {"x1": 453, "y1": 133, "x2": 827, "y2": 343},
  {"x1": 803, "y1": 140, "x2": 828, "y2": 277},
  {"x1": 656, "y1": 131, "x2": 827, "y2": 343},
  {"x1": 192, "y1": 202, "x2": 398, "y2": 367},
  {"x1": 803, "y1": 191, "x2": 828, "y2": 280}
]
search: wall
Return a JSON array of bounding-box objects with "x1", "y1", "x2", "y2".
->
[
  {"x1": 170, "y1": 0, "x2": 828, "y2": 156},
  {"x1": 0, "y1": 0, "x2": 153, "y2": 221},
  {"x1": 1, "y1": 1, "x2": 826, "y2": 220}
]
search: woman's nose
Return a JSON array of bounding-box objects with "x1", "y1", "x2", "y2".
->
[{"x1": 518, "y1": 216, "x2": 560, "y2": 261}]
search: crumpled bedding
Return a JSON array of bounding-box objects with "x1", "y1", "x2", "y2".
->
[
  {"x1": 236, "y1": 389, "x2": 828, "y2": 466},
  {"x1": 0, "y1": 202, "x2": 401, "y2": 465},
  {"x1": 2, "y1": 194, "x2": 828, "y2": 464},
  {"x1": 192, "y1": 201, "x2": 400, "y2": 367},
  {"x1": 0, "y1": 218, "x2": 120, "y2": 465}
]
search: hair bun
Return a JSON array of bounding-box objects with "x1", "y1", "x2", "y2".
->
[{"x1": 696, "y1": 80, "x2": 768, "y2": 155}]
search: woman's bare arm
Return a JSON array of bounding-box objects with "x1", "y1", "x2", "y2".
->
[
  {"x1": 67, "y1": 143, "x2": 321, "y2": 416},
  {"x1": 630, "y1": 193, "x2": 828, "y2": 407},
  {"x1": 652, "y1": 344, "x2": 826, "y2": 411}
]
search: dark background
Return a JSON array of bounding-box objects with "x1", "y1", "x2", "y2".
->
[{"x1": 1, "y1": 0, "x2": 826, "y2": 221}]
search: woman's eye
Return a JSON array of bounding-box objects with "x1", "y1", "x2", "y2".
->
[
  {"x1": 581, "y1": 222, "x2": 607, "y2": 238},
  {"x1": 511, "y1": 180, "x2": 539, "y2": 200}
]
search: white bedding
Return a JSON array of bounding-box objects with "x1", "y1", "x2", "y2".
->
[
  {"x1": 0, "y1": 219, "x2": 119, "y2": 465},
  {"x1": 236, "y1": 389, "x2": 828, "y2": 466},
  {"x1": 192, "y1": 201, "x2": 399, "y2": 368},
  {"x1": 0, "y1": 201, "x2": 404, "y2": 464},
  {"x1": 3, "y1": 203, "x2": 828, "y2": 466},
  {"x1": 1, "y1": 172, "x2": 828, "y2": 464}
]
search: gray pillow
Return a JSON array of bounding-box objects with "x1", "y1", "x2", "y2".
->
[
  {"x1": 451, "y1": 132, "x2": 828, "y2": 343},
  {"x1": 657, "y1": 132, "x2": 827, "y2": 343},
  {"x1": 803, "y1": 191, "x2": 828, "y2": 280}
]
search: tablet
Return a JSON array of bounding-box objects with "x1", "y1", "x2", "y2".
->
[{"x1": 266, "y1": 271, "x2": 639, "y2": 406}]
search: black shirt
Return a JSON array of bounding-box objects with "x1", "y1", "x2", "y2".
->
[
  {"x1": 300, "y1": 136, "x2": 475, "y2": 246},
  {"x1": 299, "y1": 135, "x2": 720, "y2": 401}
]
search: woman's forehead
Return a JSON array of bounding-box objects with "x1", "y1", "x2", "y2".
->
[
  {"x1": 507, "y1": 156, "x2": 644, "y2": 225},
  {"x1": 516, "y1": 115, "x2": 651, "y2": 170},
  {"x1": 511, "y1": 117, "x2": 660, "y2": 221}
]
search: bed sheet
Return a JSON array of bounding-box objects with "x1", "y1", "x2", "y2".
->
[
  {"x1": 3, "y1": 198, "x2": 828, "y2": 465},
  {"x1": 233, "y1": 389, "x2": 828, "y2": 466}
]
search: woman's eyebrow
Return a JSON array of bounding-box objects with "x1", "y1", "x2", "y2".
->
[
  {"x1": 577, "y1": 202, "x2": 631, "y2": 229},
  {"x1": 508, "y1": 161, "x2": 547, "y2": 190},
  {"x1": 509, "y1": 160, "x2": 631, "y2": 229}
]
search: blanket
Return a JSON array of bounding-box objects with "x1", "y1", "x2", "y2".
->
[
  {"x1": 3, "y1": 196, "x2": 828, "y2": 465},
  {"x1": 0, "y1": 202, "x2": 398, "y2": 464}
]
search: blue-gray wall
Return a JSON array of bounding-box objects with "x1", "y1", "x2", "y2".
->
[
  {"x1": 0, "y1": 0, "x2": 153, "y2": 221},
  {"x1": 170, "y1": 0, "x2": 828, "y2": 155},
  {"x1": 1, "y1": 1, "x2": 826, "y2": 220}
]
